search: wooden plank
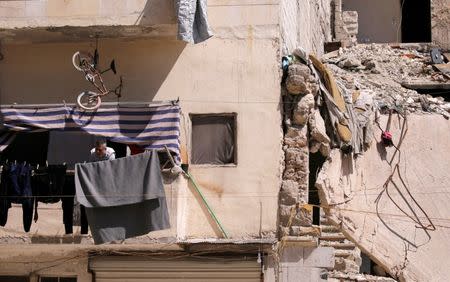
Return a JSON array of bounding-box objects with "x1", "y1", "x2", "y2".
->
[
  {"x1": 433, "y1": 63, "x2": 450, "y2": 79},
  {"x1": 443, "y1": 53, "x2": 450, "y2": 63}
]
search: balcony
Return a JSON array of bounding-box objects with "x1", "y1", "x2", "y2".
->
[{"x1": 0, "y1": 0, "x2": 177, "y2": 42}]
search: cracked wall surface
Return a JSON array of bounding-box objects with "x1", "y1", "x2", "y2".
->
[
  {"x1": 316, "y1": 114, "x2": 450, "y2": 281},
  {"x1": 280, "y1": 0, "x2": 332, "y2": 55}
]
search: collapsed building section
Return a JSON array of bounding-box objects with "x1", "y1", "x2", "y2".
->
[{"x1": 280, "y1": 42, "x2": 450, "y2": 281}]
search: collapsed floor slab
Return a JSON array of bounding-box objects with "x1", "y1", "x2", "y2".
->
[{"x1": 316, "y1": 114, "x2": 450, "y2": 281}]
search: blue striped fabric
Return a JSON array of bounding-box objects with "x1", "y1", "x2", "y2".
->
[{"x1": 0, "y1": 105, "x2": 181, "y2": 162}]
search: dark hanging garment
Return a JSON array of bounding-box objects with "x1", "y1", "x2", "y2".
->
[
  {"x1": 61, "y1": 174, "x2": 89, "y2": 234},
  {"x1": 0, "y1": 165, "x2": 11, "y2": 226},
  {"x1": 32, "y1": 165, "x2": 66, "y2": 224},
  {"x1": 32, "y1": 165, "x2": 66, "y2": 204},
  {"x1": 0, "y1": 163, "x2": 34, "y2": 232}
]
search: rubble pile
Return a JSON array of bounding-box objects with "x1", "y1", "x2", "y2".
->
[{"x1": 323, "y1": 44, "x2": 450, "y2": 117}]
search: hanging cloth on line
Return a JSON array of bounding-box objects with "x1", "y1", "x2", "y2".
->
[
  {"x1": 75, "y1": 150, "x2": 169, "y2": 244},
  {"x1": 0, "y1": 104, "x2": 181, "y2": 163}
]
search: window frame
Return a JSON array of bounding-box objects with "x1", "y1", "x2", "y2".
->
[
  {"x1": 38, "y1": 276, "x2": 77, "y2": 282},
  {"x1": 189, "y1": 113, "x2": 238, "y2": 167}
]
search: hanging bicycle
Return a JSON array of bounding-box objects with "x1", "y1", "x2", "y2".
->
[{"x1": 72, "y1": 48, "x2": 123, "y2": 110}]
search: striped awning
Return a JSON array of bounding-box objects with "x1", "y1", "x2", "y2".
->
[{"x1": 0, "y1": 104, "x2": 181, "y2": 161}]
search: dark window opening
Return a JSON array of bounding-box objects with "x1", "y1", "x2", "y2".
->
[
  {"x1": 40, "y1": 277, "x2": 77, "y2": 282},
  {"x1": 360, "y1": 253, "x2": 393, "y2": 278},
  {"x1": 416, "y1": 89, "x2": 450, "y2": 102},
  {"x1": 308, "y1": 152, "x2": 327, "y2": 226},
  {"x1": 191, "y1": 114, "x2": 237, "y2": 165},
  {"x1": 0, "y1": 132, "x2": 49, "y2": 166},
  {"x1": 106, "y1": 140, "x2": 127, "y2": 158},
  {"x1": 401, "y1": 0, "x2": 431, "y2": 43},
  {"x1": 0, "y1": 276, "x2": 29, "y2": 282}
]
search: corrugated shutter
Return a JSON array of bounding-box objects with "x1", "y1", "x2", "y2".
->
[{"x1": 90, "y1": 256, "x2": 261, "y2": 282}]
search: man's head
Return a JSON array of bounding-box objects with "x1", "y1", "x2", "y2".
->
[{"x1": 94, "y1": 139, "x2": 108, "y2": 158}]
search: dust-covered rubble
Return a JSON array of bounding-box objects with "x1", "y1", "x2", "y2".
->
[{"x1": 323, "y1": 44, "x2": 450, "y2": 117}]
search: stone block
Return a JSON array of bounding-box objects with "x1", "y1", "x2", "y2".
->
[
  {"x1": 342, "y1": 11, "x2": 358, "y2": 24},
  {"x1": 279, "y1": 204, "x2": 296, "y2": 226},
  {"x1": 280, "y1": 180, "x2": 299, "y2": 205},
  {"x1": 293, "y1": 94, "x2": 315, "y2": 125},
  {"x1": 309, "y1": 110, "x2": 330, "y2": 143},
  {"x1": 319, "y1": 143, "x2": 331, "y2": 157},
  {"x1": 284, "y1": 126, "x2": 308, "y2": 148},
  {"x1": 303, "y1": 247, "x2": 335, "y2": 269},
  {"x1": 286, "y1": 74, "x2": 308, "y2": 95},
  {"x1": 334, "y1": 257, "x2": 360, "y2": 273}
]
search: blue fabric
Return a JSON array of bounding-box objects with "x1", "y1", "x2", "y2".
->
[{"x1": 0, "y1": 105, "x2": 181, "y2": 163}]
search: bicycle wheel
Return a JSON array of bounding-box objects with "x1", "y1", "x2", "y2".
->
[
  {"x1": 72, "y1": 51, "x2": 93, "y2": 72},
  {"x1": 77, "y1": 91, "x2": 102, "y2": 110}
]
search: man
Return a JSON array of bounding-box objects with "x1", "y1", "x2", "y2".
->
[{"x1": 89, "y1": 139, "x2": 116, "y2": 162}]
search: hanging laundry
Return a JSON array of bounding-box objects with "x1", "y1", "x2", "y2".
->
[
  {"x1": 61, "y1": 175, "x2": 88, "y2": 235},
  {"x1": 175, "y1": 0, "x2": 213, "y2": 44},
  {"x1": 75, "y1": 150, "x2": 169, "y2": 244},
  {"x1": 0, "y1": 163, "x2": 34, "y2": 232}
]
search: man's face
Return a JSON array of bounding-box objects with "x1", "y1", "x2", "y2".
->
[{"x1": 95, "y1": 144, "x2": 107, "y2": 158}]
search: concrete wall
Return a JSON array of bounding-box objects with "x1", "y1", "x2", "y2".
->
[
  {"x1": 0, "y1": 0, "x2": 175, "y2": 28},
  {"x1": 431, "y1": 0, "x2": 450, "y2": 49},
  {"x1": 342, "y1": 0, "x2": 401, "y2": 43},
  {"x1": 0, "y1": 1, "x2": 282, "y2": 243},
  {"x1": 280, "y1": 0, "x2": 332, "y2": 56}
]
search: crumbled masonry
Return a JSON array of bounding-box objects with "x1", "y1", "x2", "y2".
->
[
  {"x1": 280, "y1": 43, "x2": 450, "y2": 281},
  {"x1": 323, "y1": 44, "x2": 450, "y2": 117}
]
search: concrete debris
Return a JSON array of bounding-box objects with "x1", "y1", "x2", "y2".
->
[
  {"x1": 319, "y1": 143, "x2": 331, "y2": 157},
  {"x1": 286, "y1": 64, "x2": 319, "y2": 95},
  {"x1": 338, "y1": 57, "x2": 362, "y2": 69},
  {"x1": 309, "y1": 110, "x2": 331, "y2": 144},
  {"x1": 279, "y1": 124, "x2": 311, "y2": 236},
  {"x1": 310, "y1": 140, "x2": 322, "y2": 154},
  {"x1": 323, "y1": 44, "x2": 450, "y2": 117},
  {"x1": 328, "y1": 271, "x2": 397, "y2": 282}
]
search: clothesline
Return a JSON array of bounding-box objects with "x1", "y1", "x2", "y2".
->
[{"x1": 0, "y1": 100, "x2": 179, "y2": 109}]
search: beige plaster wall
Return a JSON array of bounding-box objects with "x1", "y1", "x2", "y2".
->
[
  {"x1": 0, "y1": 1, "x2": 283, "y2": 243},
  {"x1": 280, "y1": 0, "x2": 332, "y2": 55},
  {"x1": 342, "y1": 0, "x2": 402, "y2": 43},
  {"x1": 0, "y1": 0, "x2": 175, "y2": 28}
]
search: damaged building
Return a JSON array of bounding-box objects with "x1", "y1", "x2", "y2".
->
[{"x1": 0, "y1": 0, "x2": 449, "y2": 282}]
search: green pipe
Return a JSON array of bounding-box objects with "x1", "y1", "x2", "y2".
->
[{"x1": 185, "y1": 171, "x2": 229, "y2": 239}]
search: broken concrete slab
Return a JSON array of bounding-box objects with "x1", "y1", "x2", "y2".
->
[
  {"x1": 401, "y1": 80, "x2": 450, "y2": 90},
  {"x1": 309, "y1": 110, "x2": 331, "y2": 144},
  {"x1": 316, "y1": 114, "x2": 450, "y2": 282}
]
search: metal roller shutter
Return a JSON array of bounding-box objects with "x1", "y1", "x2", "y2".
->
[{"x1": 90, "y1": 256, "x2": 261, "y2": 282}]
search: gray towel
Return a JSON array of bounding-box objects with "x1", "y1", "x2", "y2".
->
[
  {"x1": 75, "y1": 150, "x2": 170, "y2": 244},
  {"x1": 176, "y1": 0, "x2": 213, "y2": 44}
]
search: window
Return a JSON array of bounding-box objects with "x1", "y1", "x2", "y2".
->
[
  {"x1": 39, "y1": 277, "x2": 76, "y2": 282},
  {"x1": 191, "y1": 114, "x2": 236, "y2": 165},
  {"x1": 0, "y1": 276, "x2": 29, "y2": 282}
]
